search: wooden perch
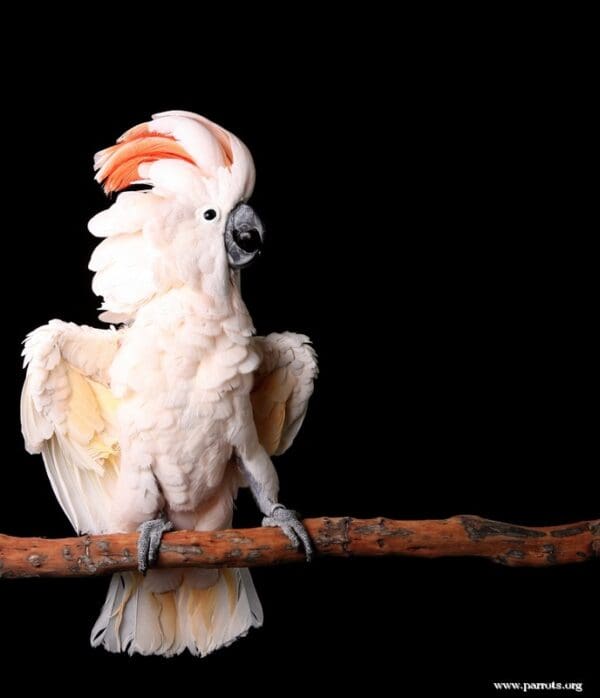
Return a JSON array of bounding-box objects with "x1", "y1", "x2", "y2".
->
[{"x1": 0, "y1": 516, "x2": 598, "y2": 579}]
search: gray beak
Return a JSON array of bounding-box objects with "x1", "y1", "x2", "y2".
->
[{"x1": 224, "y1": 203, "x2": 265, "y2": 269}]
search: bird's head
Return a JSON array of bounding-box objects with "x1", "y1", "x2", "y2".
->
[{"x1": 88, "y1": 111, "x2": 264, "y2": 323}]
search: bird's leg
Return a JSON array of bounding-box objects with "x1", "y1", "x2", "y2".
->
[
  {"x1": 262, "y1": 504, "x2": 313, "y2": 561},
  {"x1": 136, "y1": 513, "x2": 174, "y2": 574},
  {"x1": 236, "y1": 448, "x2": 313, "y2": 561}
]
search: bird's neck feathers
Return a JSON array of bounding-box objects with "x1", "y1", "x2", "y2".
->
[{"x1": 130, "y1": 278, "x2": 255, "y2": 343}]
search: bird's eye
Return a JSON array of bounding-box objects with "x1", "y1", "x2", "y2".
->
[{"x1": 198, "y1": 206, "x2": 221, "y2": 223}]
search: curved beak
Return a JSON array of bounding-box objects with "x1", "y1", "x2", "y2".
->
[{"x1": 225, "y1": 203, "x2": 265, "y2": 269}]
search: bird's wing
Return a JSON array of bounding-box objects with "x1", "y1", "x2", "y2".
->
[
  {"x1": 21, "y1": 321, "x2": 122, "y2": 534},
  {"x1": 251, "y1": 333, "x2": 318, "y2": 456}
]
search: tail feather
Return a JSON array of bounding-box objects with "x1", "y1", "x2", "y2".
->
[{"x1": 91, "y1": 568, "x2": 263, "y2": 657}]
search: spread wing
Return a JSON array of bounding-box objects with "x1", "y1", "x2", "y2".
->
[
  {"x1": 21, "y1": 321, "x2": 122, "y2": 534},
  {"x1": 251, "y1": 333, "x2": 318, "y2": 456}
]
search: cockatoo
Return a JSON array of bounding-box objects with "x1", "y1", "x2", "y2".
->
[{"x1": 20, "y1": 110, "x2": 317, "y2": 657}]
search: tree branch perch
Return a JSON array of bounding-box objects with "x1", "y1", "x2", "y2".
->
[{"x1": 0, "y1": 516, "x2": 597, "y2": 578}]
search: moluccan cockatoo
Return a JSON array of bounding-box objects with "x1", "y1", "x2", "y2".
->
[{"x1": 20, "y1": 110, "x2": 317, "y2": 656}]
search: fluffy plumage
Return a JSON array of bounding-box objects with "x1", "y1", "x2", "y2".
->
[{"x1": 21, "y1": 111, "x2": 317, "y2": 656}]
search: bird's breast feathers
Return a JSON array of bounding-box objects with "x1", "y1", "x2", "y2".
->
[{"x1": 108, "y1": 288, "x2": 260, "y2": 494}]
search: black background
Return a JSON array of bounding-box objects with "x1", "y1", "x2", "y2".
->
[{"x1": 0, "y1": 19, "x2": 597, "y2": 696}]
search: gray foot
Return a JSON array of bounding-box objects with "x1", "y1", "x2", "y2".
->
[
  {"x1": 262, "y1": 505, "x2": 313, "y2": 561},
  {"x1": 137, "y1": 515, "x2": 174, "y2": 574}
]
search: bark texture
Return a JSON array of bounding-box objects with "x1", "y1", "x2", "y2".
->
[{"x1": 1, "y1": 515, "x2": 598, "y2": 578}]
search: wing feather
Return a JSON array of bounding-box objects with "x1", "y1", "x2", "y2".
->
[
  {"x1": 251, "y1": 333, "x2": 317, "y2": 456},
  {"x1": 21, "y1": 323, "x2": 121, "y2": 533}
]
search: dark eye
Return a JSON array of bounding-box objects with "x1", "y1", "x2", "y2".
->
[{"x1": 203, "y1": 209, "x2": 217, "y2": 221}]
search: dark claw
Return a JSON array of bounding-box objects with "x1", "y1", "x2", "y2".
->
[
  {"x1": 137, "y1": 516, "x2": 174, "y2": 574},
  {"x1": 262, "y1": 505, "x2": 313, "y2": 561}
]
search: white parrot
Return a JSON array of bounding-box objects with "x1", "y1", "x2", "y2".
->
[{"x1": 20, "y1": 110, "x2": 317, "y2": 656}]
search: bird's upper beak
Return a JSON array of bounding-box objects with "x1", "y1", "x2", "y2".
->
[{"x1": 224, "y1": 203, "x2": 265, "y2": 269}]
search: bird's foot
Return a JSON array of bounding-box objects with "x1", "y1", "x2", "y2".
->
[
  {"x1": 262, "y1": 504, "x2": 313, "y2": 561},
  {"x1": 137, "y1": 515, "x2": 174, "y2": 574}
]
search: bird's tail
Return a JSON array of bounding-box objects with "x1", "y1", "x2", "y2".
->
[{"x1": 91, "y1": 567, "x2": 263, "y2": 656}]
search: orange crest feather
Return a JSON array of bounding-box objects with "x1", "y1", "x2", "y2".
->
[{"x1": 95, "y1": 125, "x2": 196, "y2": 193}]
